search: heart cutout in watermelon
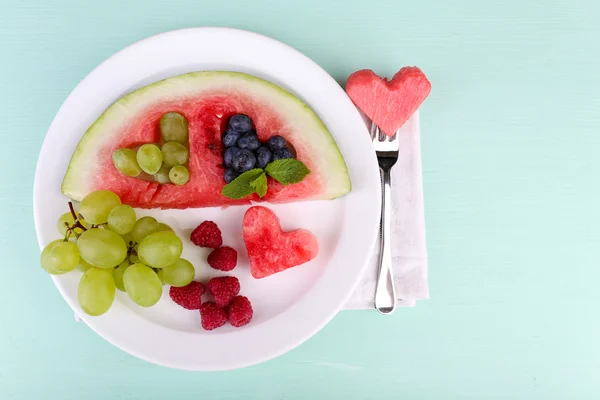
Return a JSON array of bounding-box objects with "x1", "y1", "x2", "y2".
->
[
  {"x1": 345, "y1": 67, "x2": 431, "y2": 136},
  {"x1": 243, "y1": 206, "x2": 319, "y2": 279}
]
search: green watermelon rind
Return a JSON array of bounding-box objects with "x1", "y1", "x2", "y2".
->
[{"x1": 61, "y1": 71, "x2": 351, "y2": 205}]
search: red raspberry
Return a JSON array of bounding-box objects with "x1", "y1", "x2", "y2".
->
[
  {"x1": 207, "y1": 246, "x2": 237, "y2": 271},
  {"x1": 169, "y1": 281, "x2": 205, "y2": 310},
  {"x1": 227, "y1": 296, "x2": 253, "y2": 327},
  {"x1": 190, "y1": 221, "x2": 222, "y2": 248},
  {"x1": 206, "y1": 276, "x2": 240, "y2": 307},
  {"x1": 200, "y1": 302, "x2": 228, "y2": 331}
]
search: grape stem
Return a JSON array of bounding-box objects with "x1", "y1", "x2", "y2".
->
[
  {"x1": 68, "y1": 201, "x2": 87, "y2": 232},
  {"x1": 126, "y1": 241, "x2": 138, "y2": 265},
  {"x1": 68, "y1": 201, "x2": 77, "y2": 220}
]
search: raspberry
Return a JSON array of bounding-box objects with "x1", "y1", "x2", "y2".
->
[
  {"x1": 169, "y1": 281, "x2": 205, "y2": 310},
  {"x1": 207, "y1": 246, "x2": 237, "y2": 271},
  {"x1": 190, "y1": 221, "x2": 222, "y2": 248},
  {"x1": 227, "y1": 296, "x2": 253, "y2": 327},
  {"x1": 200, "y1": 302, "x2": 228, "y2": 331},
  {"x1": 206, "y1": 276, "x2": 240, "y2": 307}
]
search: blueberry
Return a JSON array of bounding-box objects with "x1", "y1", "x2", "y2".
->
[
  {"x1": 231, "y1": 149, "x2": 257, "y2": 172},
  {"x1": 268, "y1": 135, "x2": 287, "y2": 151},
  {"x1": 273, "y1": 148, "x2": 293, "y2": 161},
  {"x1": 228, "y1": 114, "x2": 254, "y2": 133},
  {"x1": 237, "y1": 134, "x2": 261, "y2": 151},
  {"x1": 222, "y1": 129, "x2": 242, "y2": 147},
  {"x1": 255, "y1": 146, "x2": 272, "y2": 169},
  {"x1": 224, "y1": 168, "x2": 240, "y2": 183},
  {"x1": 223, "y1": 146, "x2": 240, "y2": 167}
]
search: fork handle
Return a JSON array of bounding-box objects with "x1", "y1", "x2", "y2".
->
[{"x1": 375, "y1": 168, "x2": 397, "y2": 314}]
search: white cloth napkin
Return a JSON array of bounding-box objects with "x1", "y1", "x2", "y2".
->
[{"x1": 344, "y1": 111, "x2": 429, "y2": 309}]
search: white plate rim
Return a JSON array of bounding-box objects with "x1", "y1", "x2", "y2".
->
[{"x1": 33, "y1": 27, "x2": 381, "y2": 371}]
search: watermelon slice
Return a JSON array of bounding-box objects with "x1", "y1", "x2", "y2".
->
[
  {"x1": 243, "y1": 206, "x2": 318, "y2": 279},
  {"x1": 62, "y1": 71, "x2": 351, "y2": 209},
  {"x1": 345, "y1": 67, "x2": 431, "y2": 136}
]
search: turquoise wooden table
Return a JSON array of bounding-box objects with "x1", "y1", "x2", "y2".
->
[{"x1": 2, "y1": 0, "x2": 599, "y2": 398}]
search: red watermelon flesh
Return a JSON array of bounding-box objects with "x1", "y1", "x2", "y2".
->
[
  {"x1": 243, "y1": 206, "x2": 319, "y2": 279},
  {"x1": 345, "y1": 67, "x2": 431, "y2": 136},
  {"x1": 61, "y1": 72, "x2": 351, "y2": 209}
]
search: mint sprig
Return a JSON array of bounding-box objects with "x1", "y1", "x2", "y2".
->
[
  {"x1": 250, "y1": 172, "x2": 268, "y2": 198},
  {"x1": 222, "y1": 158, "x2": 311, "y2": 200},
  {"x1": 265, "y1": 159, "x2": 311, "y2": 185},
  {"x1": 222, "y1": 169, "x2": 265, "y2": 199}
]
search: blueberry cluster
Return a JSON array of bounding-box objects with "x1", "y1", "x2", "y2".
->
[{"x1": 222, "y1": 114, "x2": 295, "y2": 183}]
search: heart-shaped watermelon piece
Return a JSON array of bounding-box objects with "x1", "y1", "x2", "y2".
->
[
  {"x1": 345, "y1": 67, "x2": 431, "y2": 136},
  {"x1": 243, "y1": 206, "x2": 318, "y2": 279}
]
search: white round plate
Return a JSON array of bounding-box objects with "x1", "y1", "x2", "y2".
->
[{"x1": 33, "y1": 27, "x2": 380, "y2": 371}]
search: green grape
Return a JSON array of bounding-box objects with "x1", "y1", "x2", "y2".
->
[
  {"x1": 137, "y1": 231, "x2": 183, "y2": 268},
  {"x1": 123, "y1": 263, "x2": 163, "y2": 307},
  {"x1": 158, "y1": 258, "x2": 195, "y2": 287},
  {"x1": 77, "y1": 228, "x2": 127, "y2": 268},
  {"x1": 57, "y1": 212, "x2": 87, "y2": 236},
  {"x1": 130, "y1": 216, "x2": 160, "y2": 243},
  {"x1": 129, "y1": 254, "x2": 140, "y2": 264},
  {"x1": 107, "y1": 204, "x2": 136, "y2": 235},
  {"x1": 156, "y1": 223, "x2": 173, "y2": 232},
  {"x1": 161, "y1": 142, "x2": 189, "y2": 167},
  {"x1": 168, "y1": 165, "x2": 189, "y2": 186},
  {"x1": 112, "y1": 148, "x2": 142, "y2": 177},
  {"x1": 159, "y1": 112, "x2": 189, "y2": 143},
  {"x1": 57, "y1": 213, "x2": 73, "y2": 235},
  {"x1": 112, "y1": 261, "x2": 129, "y2": 291},
  {"x1": 79, "y1": 190, "x2": 121, "y2": 225},
  {"x1": 77, "y1": 258, "x2": 94, "y2": 272},
  {"x1": 154, "y1": 165, "x2": 171, "y2": 184},
  {"x1": 40, "y1": 239, "x2": 80, "y2": 275},
  {"x1": 78, "y1": 268, "x2": 116, "y2": 316},
  {"x1": 136, "y1": 144, "x2": 163, "y2": 174}
]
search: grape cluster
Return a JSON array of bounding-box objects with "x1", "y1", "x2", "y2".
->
[
  {"x1": 112, "y1": 112, "x2": 190, "y2": 186},
  {"x1": 40, "y1": 189, "x2": 196, "y2": 316}
]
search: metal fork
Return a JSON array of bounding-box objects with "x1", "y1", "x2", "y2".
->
[{"x1": 370, "y1": 121, "x2": 399, "y2": 315}]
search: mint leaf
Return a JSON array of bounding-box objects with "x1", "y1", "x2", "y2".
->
[
  {"x1": 222, "y1": 169, "x2": 264, "y2": 199},
  {"x1": 250, "y1": 172, "x2": 268, "y2": 198},
  {"x1": 265, "y1": 159, "x2": 311, "y2": 185}
]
